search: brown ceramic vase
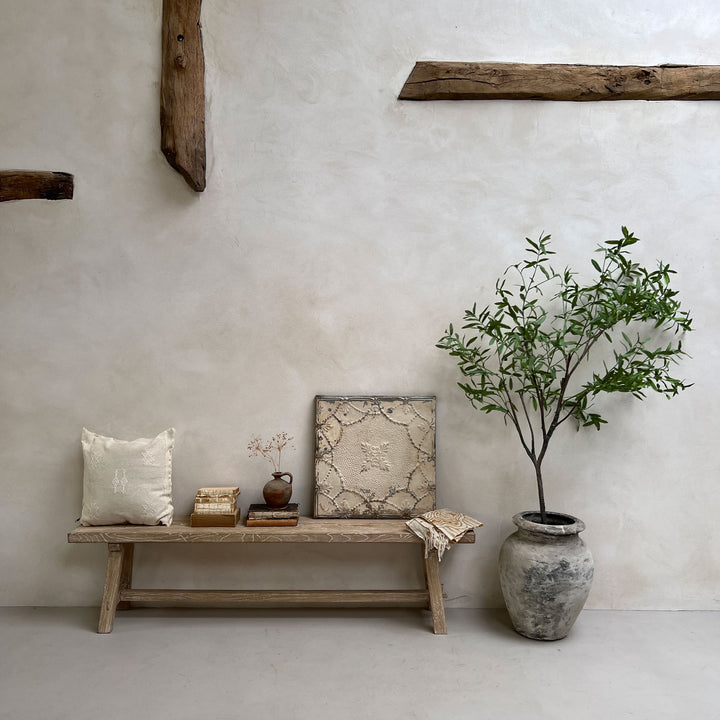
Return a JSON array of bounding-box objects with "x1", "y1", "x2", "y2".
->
[{"x1": 263, "y1": 471, "x2": 293, "y2": 508}]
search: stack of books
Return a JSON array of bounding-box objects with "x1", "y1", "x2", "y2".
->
[
  {"x1": 190, "y1": 486, "x2": 240, "y2": 526},
  {"x1": 246, "y1": 503, "x2": 299, "y2": 527}
]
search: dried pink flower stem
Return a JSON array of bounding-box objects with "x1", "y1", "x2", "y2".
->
[{"x1": 247, "y1": 432, "x2": 294, "y2": 472}]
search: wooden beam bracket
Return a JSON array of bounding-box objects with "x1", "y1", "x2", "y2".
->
[
  {"x1": 399, "y1": 62, "x2": 720, "y2": 102},
  {"x1": 0, "y1": 170, "x2": 74, "y2": 202},
  {"x1": 161, "y1": 0, "x2": 206, "y2": 191}
]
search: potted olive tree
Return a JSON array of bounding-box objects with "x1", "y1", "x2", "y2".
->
[{"x1": 437, "y1": 228, "x2": 692, "y2": 640}]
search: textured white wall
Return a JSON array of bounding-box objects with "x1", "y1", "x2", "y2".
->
[{"x1": 1, "y1": 0, "x2": 718, "y2": 609}]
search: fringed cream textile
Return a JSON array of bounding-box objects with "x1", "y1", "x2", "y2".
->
[
  {"x1": 406, "y1": 518, "x2": 450, "y2": 559},
  {"x1": 406, "y1": 509, "x2": 483, "y2": 560}
]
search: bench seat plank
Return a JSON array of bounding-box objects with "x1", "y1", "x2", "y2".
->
[{"x1": 68, "y1": 516, "x2": 476, "y2": 544}]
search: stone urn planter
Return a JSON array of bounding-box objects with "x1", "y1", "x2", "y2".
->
[{"x1": 498, "y1": 511, "x2": 594, "y2": 640}]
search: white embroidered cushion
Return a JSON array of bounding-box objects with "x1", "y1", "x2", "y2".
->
[{"x1": 80, "y1": 428, "x2": 175, "y2": 526}]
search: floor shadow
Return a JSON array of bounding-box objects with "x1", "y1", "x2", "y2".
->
[{"x1": 471, "y1": 608, "x2": 521, "y2": 639}]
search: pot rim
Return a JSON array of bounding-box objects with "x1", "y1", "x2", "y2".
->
[{"x1": 512, "y1": 511, "x2": 586, "y2": 536}]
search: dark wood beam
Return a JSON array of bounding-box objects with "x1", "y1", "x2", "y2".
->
[
  {"x1": 399, "y1": 62, "x2": 720, "y2": 101},
  {"x1": 0, "y1": 171, "x2": 74, "y2": 202},
  {"x1": 161, "y1": 0, "x2": 206, "y2": 191}
]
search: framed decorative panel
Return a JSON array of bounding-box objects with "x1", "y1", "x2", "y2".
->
[{"x1": 314, "y1": 396, "x2": 436, "y2": 518}]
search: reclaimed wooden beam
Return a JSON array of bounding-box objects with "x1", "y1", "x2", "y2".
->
[
  {"x1": 0, "y1": 170, "x2": 74, "y2": 202},
  {"x1": 399, "y1": 62, "x2": 720, "y2": 101},
  {"x1": 161, "y1": 0, "x2": 206, "y2": 191}
]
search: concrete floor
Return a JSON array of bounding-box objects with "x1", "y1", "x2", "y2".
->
[{"x1": 0, "y1": 607, "x2": 718, "y2": 720}]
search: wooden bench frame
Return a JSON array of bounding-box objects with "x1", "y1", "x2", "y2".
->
[{"x1": 68, "y1": 517, "x2": 475, "y2": 635}]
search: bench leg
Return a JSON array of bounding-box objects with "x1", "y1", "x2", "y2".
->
[
  {"x1": 117, "y1": 543, "x2": 134, "y2": 611},
  {"x1": 423, "y1": 548, "x2": 447, "y2": 635},
  {"x1": 98, "y1": 543, "x2": 126, "y2": 633}
]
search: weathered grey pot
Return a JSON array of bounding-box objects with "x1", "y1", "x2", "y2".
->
[{"x1": 498, "y1": 511, "x2": 594, "y2": 641}]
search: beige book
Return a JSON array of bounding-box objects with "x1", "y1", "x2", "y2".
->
[
  {"x1": 190, "y1": 508, "x2": 240, "y2": 527},
  {"x1": 194, "y1": 503, "x2": 237, "y2": 514},
  {"x1": 194, "y1": 495, "x2": 236, "y2": 505},
  {"x1": 196, "y1": 486, "x2": 240, "y2": 497}
]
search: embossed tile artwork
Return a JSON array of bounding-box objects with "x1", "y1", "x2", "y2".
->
[{"x1": 314, "y1": 396, "x2": 436, "y2": 518}]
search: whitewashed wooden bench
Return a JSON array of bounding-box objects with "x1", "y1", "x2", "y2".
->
[{"x1": 68, "y1": 517, "x2": 475, "y2": 635}]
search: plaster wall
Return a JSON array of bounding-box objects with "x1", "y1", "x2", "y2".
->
[{"x1": 1, "y1": 0, "x2": 718, "y2": 609}]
